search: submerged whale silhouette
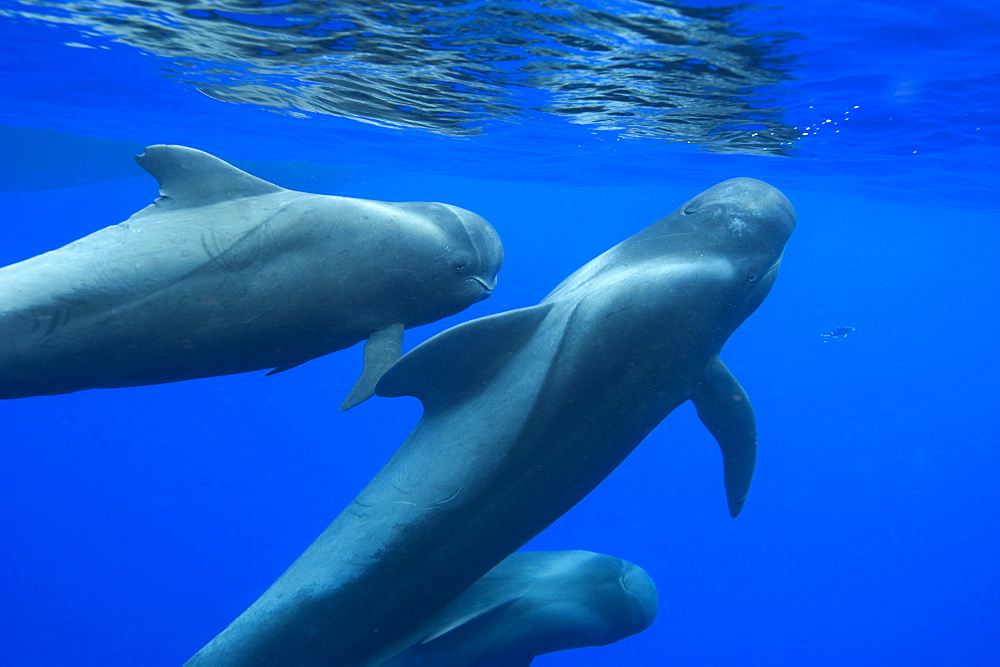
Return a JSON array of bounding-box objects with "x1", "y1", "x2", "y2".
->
[
  {"x1": 387, "y1": 550, "x2": 658, "y2": 666},
  {"x1": 187, "y1": 177, "x2": 795, "y2": 665},
  {"x1": 0, "y1": 145, "x2": 503, "y2": 408}
]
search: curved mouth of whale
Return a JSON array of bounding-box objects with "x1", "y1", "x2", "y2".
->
[
  {"x1": 467, "y1": 276, "x2": 496, "y2": 302},
  {"x1": 760, "y1": 260, "x2": 780, "y2": 282},
  {"x1": 470, "y1": 276, "x2": 495, "y2": 292}
]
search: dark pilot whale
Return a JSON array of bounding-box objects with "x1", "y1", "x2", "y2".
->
[
  {"x1": 0, "y1": 145, "x2": 503, "y2": 409},
  {"x1": 386, "y1": 550, "x2": 658, "y2": 666},
  {"x1": 187, "y1": 177, "x2": 795, "y2": 665}
]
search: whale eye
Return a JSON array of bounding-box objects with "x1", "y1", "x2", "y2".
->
[
  {"x1": 748, "y1": 273, "x2": 757, "y2": 282},
  {"x1": 452, "y1": 258, "x2": 470, "y2": 273}
]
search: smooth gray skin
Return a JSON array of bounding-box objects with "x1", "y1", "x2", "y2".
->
[
  {"x1": 187, "y1": 177, "x2": 795, "y2": 665},
  {"x1": 0, "y1": 145, "x2": 503, "y2": 409},
  {"x1": 386, "y1": 551, "x2": 658, "y2": 666}
]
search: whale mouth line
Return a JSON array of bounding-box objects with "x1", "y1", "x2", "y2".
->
[
  {"x1": 470, "y1": 276, "x2": 495, "y2": 292},
  {"x1": 468, "y1": 276, "x2": 495, "y2": 302}
]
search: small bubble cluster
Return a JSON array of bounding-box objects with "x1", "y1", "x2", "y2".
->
[
  {"x1": 795, "y1": 105, "x2": 860, "y2": 138},
  {"x1": 820, "y1": 326, "x2": 855, "y2": 342}
]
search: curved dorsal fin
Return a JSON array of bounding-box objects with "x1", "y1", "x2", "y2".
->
[
  {"x1": 135, "y1": 145, "x2": 285, "y2": 209},
  {"x1": 377, "y1": 303, "x2": 554, "y2": 412}
]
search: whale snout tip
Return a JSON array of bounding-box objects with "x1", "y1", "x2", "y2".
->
[
  {"x1": 449, "y1": 205, "x2": 504, "y2": 292},
  {"x1": 620, "y1": 564, "x2": 659, "y2": 630}
]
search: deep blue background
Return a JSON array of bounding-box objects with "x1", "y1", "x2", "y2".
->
[{"x1": 1, "y1": 1, "x2": 998, "y2": 665}]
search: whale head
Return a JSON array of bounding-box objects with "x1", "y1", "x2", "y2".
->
[
  {"x1": 436, "y1": 202, "x2": 504, "y2": 301},
  {"x1": 635, "y1": 177, "x2": 796, "y2": 317},
  {"x1": 384, "y1": 551, "x2": 657, "y2": 665},
  {"x1": 679, "y1": 175, "x2": 794, "y2": 242},
  {"x1": 617, "y1": 560, "x2": 660, "y2": 637},
  {"x1": 388, "y1": 201, "x2": 504, "y2": 326},
  {"x1": 673, "y1": 177, "x2": 795, "y2": 282}
]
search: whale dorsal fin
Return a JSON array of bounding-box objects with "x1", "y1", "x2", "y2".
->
[
  {"x1": 377, "y1": 303, "x2": 553, "y2": 412},
  {"x1": 135, "y1": 144, "x2": 285, "y2": 209}
]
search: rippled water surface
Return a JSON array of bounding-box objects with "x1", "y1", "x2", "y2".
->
[
  {"x1": 6, "y1": 0, "x2": 798, "y2": 152},
  {"x1": 2, "y1": 0, "x2": 997, "y2": 202}
]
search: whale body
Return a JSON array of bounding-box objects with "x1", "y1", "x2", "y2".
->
[
  {"x1": 0, "y1": 145, "x2": 503, "y2": 408},
  {"x1": 187, "y1": 177, "x2": 795, "y2": 664}
]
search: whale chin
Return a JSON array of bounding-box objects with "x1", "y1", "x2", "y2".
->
[{"x1": 469, "y1": 276, "x2": 496, "y2": 301}]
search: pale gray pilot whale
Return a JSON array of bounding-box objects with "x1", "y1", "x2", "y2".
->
[
  {"x1": 186, "y1": 177, "x2": 795, "y2": 665},
  {"x1": 386, "y1": 550, "x2": 658, "y2": 666},
  {"x1": 0, "y1": 145, "x2": 503, "y2": 408}
]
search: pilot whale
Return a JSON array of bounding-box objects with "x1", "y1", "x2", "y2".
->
[
  {"x1": 387, "y1": 550, "x2": 658, "y2": 666},
  {"x1": 187, "y1": 177, "x2": 795, "y2": 665},
  {"x1": 0, "y1": 145, "x2": 503, "y2": 408}
]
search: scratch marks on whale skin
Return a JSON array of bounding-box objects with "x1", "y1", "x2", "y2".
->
[
  {"x1": 27, "y1": 304, "x2": 72, "y2": 338},
  {"x1": 396, "y1": 485, "x2": 465, "y2": 511},
  {"x1": 199, "y1": 206, "x2": 287, "y2": 274},
  {"x1": 426, "y1": 485, "x2": 464, "y2": 509},
  {"x1": 200, "y1": 220, "x2": 269, "y2": 273}
]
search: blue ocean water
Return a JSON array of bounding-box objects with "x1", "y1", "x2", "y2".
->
[{"x1": 0, "y1": 1, "x2": 997, "y2": 665}]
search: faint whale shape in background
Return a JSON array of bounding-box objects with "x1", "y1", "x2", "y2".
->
[
  {"x1": 0, "y1": 126, "x2": 145, "y2": 192},
  {"x1": 0, "y1": 145, "x2": 503, "y2": 408},
  {"x1": 386, "y1": 550, "x2": 658, "y2": 666},
  {"x1": 186, "y1": 177, "x2": 795, "y2": 665}
]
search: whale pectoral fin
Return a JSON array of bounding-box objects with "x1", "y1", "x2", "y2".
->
[
  {"x1": 339, "y1": 323, "x2": 406, "y2": 411},
  {"x1": 264, "y1": 362, "x2": 306, "y2": 376},
  {"x1": 691, "y1": 356, "x2": 757, "y2": 518},
  {"x1": 135, "y1": 145, "x2": 285, "y2": 209},
  {"x1": 418, "y1": 596, "x2": 522, "y2": 645},
  {"x1": 376, "y1": 303, "x2": 554, "y2": 412}
]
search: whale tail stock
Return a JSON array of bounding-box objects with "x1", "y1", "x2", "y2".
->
[{"x1": 691, "y1": 356, "x2": 758, "y2": 518}]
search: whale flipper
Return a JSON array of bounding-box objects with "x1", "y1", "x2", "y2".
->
[
  {"x1": 417, "y1": 597, "x2": 521, "y2": 645},
  {"x1": 691, "y1": 356, "x2": 757, "y2": 518},
  {"x1": 264, "y1": 361, "x2": 307, "y2": 376},
  {"x1": 377, "y1": 303, "x2": 553, "y2": 411},
  {"x1": 340, "y1": 323, "x2": 405, "y2": 411},
  {"x1": 135, "y1": 144, "x2": 285, "y2": 209}
]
